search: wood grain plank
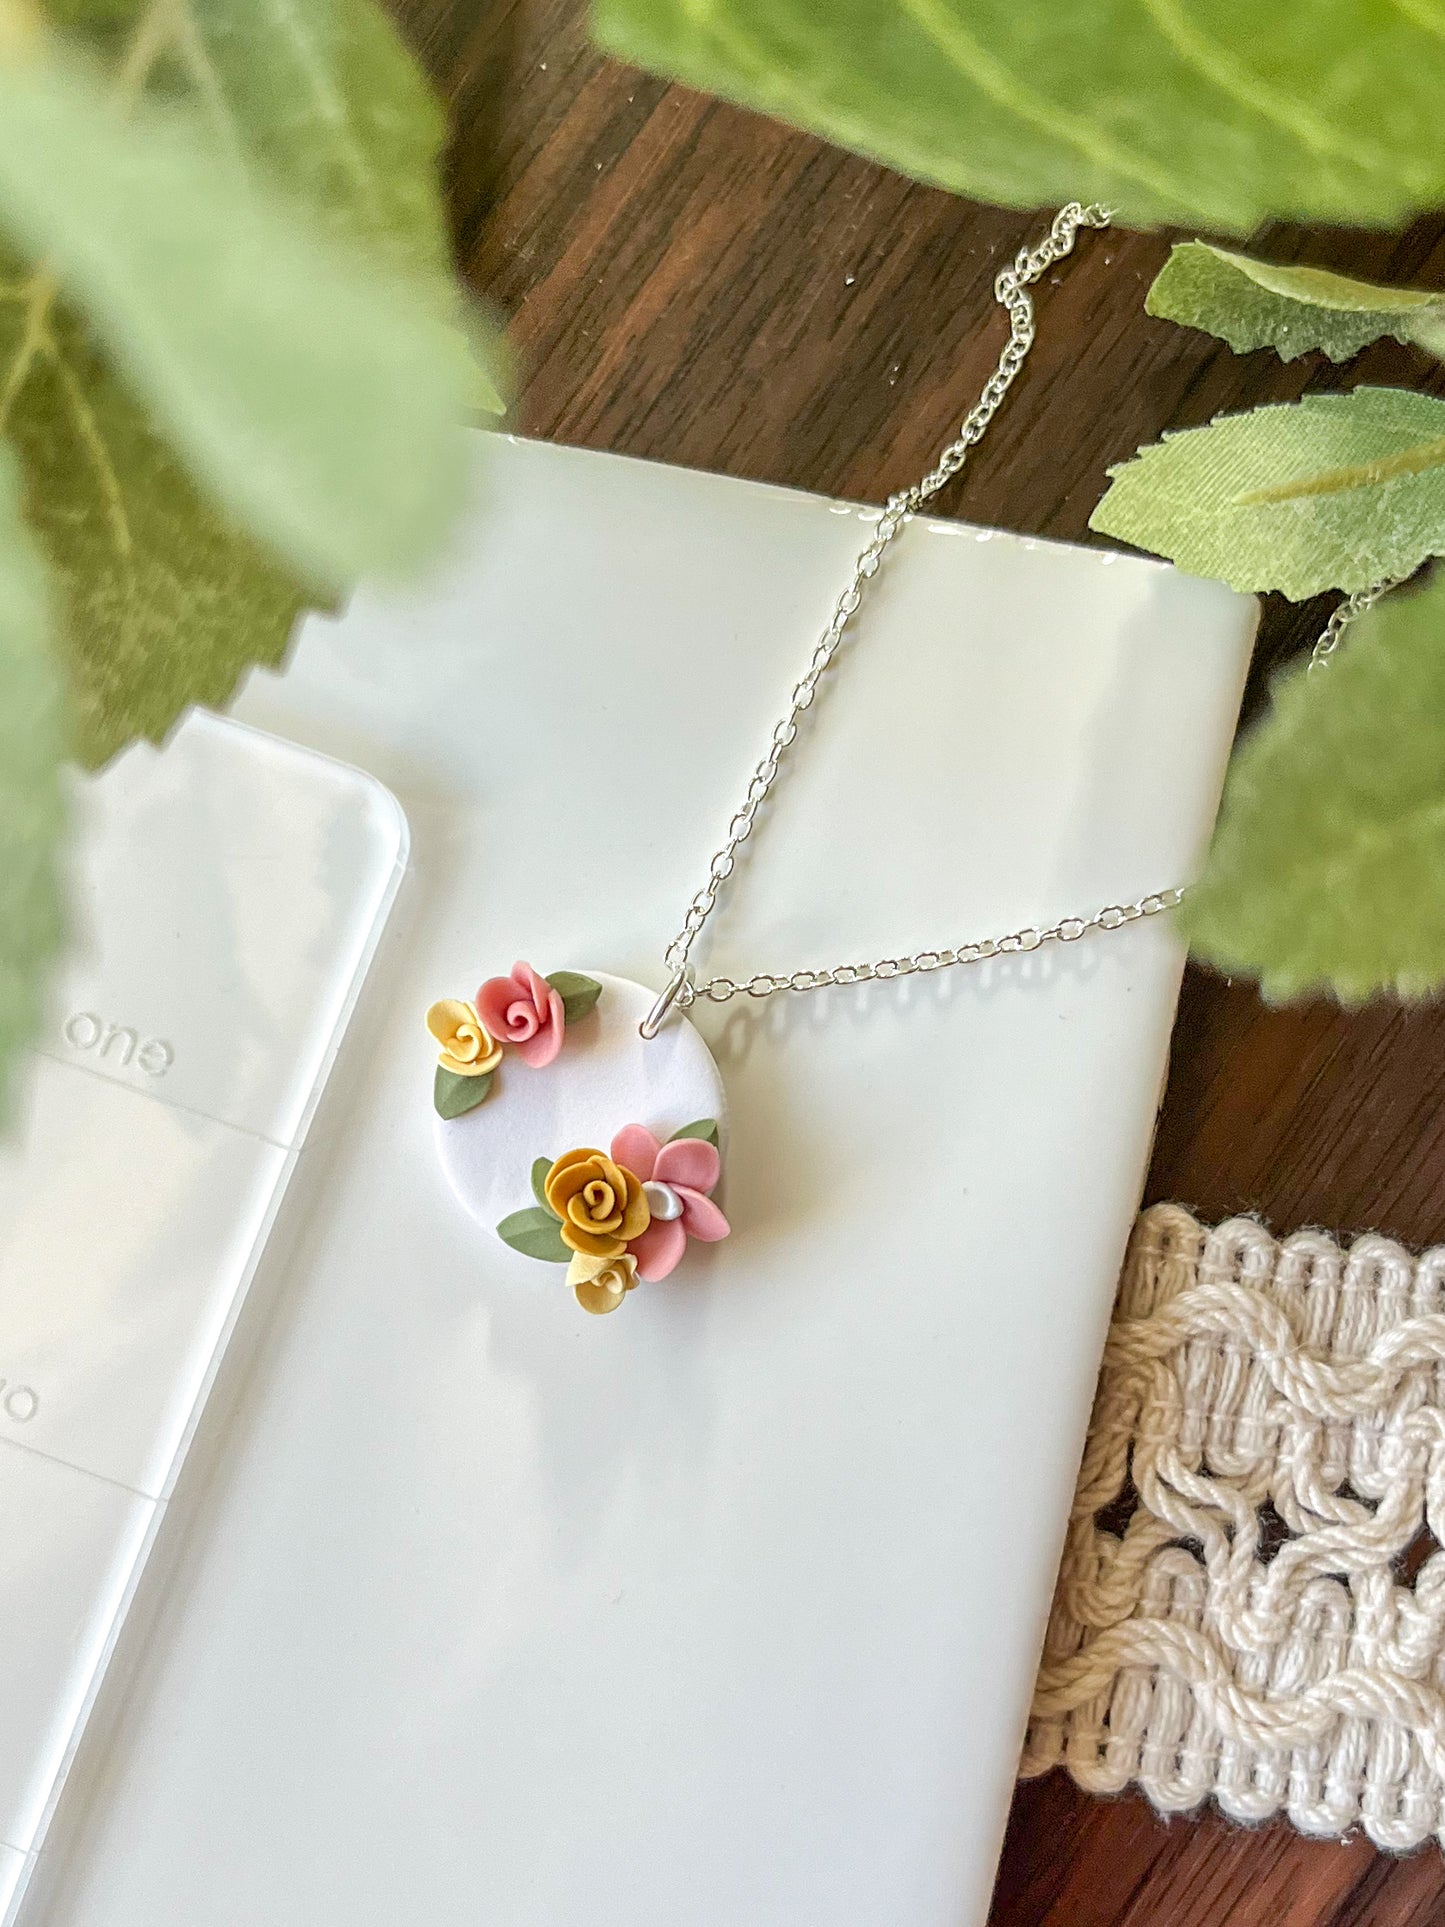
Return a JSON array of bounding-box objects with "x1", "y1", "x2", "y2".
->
[{"x1": 392, "y1": 3, "x2": 1445, "y2": 1918}]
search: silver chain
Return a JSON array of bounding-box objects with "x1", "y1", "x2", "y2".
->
[
  {"x1": 639, "y1": 202, "x2": 1394, "y2": 1036},
  {"x1": 1308, "y1": 574, "x2": 1402, "y2": 671}
]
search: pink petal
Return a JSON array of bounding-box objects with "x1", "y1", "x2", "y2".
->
[
  {"x1": 676, "y1": 1187, "x2": 729, "y2": 1242},
  {"x1": 611, "y1": 1124, "x2": 660, "y2": 1180},
  {"x1": 629, "y1": 1216, "x2": 687, "y2": 1281},
  {"x1": 654, "y1": 1136, "x2": 720, "y2": 1194},
  {"x1": 513, "y1": 989, "x2": 565, "y2": 1066},
  {"x1": 475, "y1": 975, "x2": 519, "y2": 1035},
  {"x1": 517, "y1": 962, "x2": 552, "y2": 1018}
]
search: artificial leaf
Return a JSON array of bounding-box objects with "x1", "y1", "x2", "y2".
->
[
  {"x1": 180, "y1": 0, "x2": 453, "y2": 278},
  {"x1": 1181, "y1": 575, "x2": 1445, "y2": 1003},
  {"x1": 1090, "y1": 388, "x2": 1445, "y2": 599},
  {"x1": 546, "y1": 970, "x2": 603, "y2": 1024},
  {"x1": 0, "y1": 289, "x2": 308, "y2": 765},
  {"x1": 0, "y1": 442, "x2": 65, "y2": 1111},
  {"x1": 0, "y1": 48, "x2": 469, "y2": 593},
  {"x1": 0, "y1": 0, "x2": 489, "y2": 765},
  {"x1": 1147, "y1": 242, "x2": 1445, "y2": 363},
  {"x1": 497, "y1": 1206, "x2": 571, "y2": 1263},
  {"x1": 593, "y1": 0, "x2": 1445, "y2": 234},
  {"x1": 670, "y1": 1118, "x2": 719, "y2": 1147},
  {"x1": 434, "y1": 1065, "x2": 493, "y2": 1118},
  {"x1": 531, "y1": 1155, "x2": 557, "y2": 1213}
]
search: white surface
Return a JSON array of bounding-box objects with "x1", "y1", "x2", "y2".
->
[
  {"x1": 0, "y1": 1853, "x2": 29, "y2": 1922},
  {"x1": 46, "y1": 712, "x2": 407, "y2": 1145},
  {"x1": 0, "y1": 1444, "x2": 154, "y2": 1855},
  {"x1": 0, "y1": 716, "x2": 407, "y2": 1923},
  {"x1": 30, "y1": 435, "x2": 1256, "y2": 1927},
  {"x1": 436, "y1": 971, "x2": 726, "y2": 1244},
  {"x1": 0, "y1": 1060, "x2": 286, "y2": 1495}
]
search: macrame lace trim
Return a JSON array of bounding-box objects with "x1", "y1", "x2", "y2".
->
[{"x1": 1022, "y1": 1203, "x2": 1445, "y2": 1850}]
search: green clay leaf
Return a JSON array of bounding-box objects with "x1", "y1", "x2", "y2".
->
[
  {"x1": 497, "y1": 1206, "x2": 572, "y2": 1263},
  {"x1": 531, "y1": 1156, "x2": 557, "y2": 1213},
  {"x1": 546, "y1": 970, "x2": 603, "y2": 1024},
  {"x1": 592, "y1": 0, "x2": 1445, "y2": 234},
  {"x1": 1147, "y1": 242, "x2": 1445, "y2": 364},
  {"x1": 0, "y1": 0, "x2": 494, "y2": 765},
  {"x1": 0, "y1": 442, "x2": 65, "y2": 1114},
  {"x1": 434, "y1": 1065, "x2": 493, "y2": 1119},
  {"x1": 1181, "y1": 574, "x2": 1445, "y2": 1003},
  {"x1": 670, "y1": 1118, "x2": 719, "y2": 1147},
  {"x1": 1090, "y1": 388, "x2": 1445, "y2": 599}
]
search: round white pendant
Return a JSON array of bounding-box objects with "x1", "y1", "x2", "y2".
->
[{"x1": 434, "y1": 971, "x2": 727, "y2": 1245}]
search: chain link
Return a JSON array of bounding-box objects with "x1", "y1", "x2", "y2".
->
[
  {"x1": 688, "y1": 890, "x2": 1187, "y2": 1007},
  {"x1": 641, "y1": 202, "x2": 1393, "y2": 1027},
  {"x1": 1308, "y1": 574, "x2": 1403, "y2": 671}
]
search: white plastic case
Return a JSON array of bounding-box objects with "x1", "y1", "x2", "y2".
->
[
  {"x1": 0, "y1": 711, "x2": 407, "y2": 1922},
  {"x1": 13, "y1": 436, "x2": 1257, "y2": 1927}
]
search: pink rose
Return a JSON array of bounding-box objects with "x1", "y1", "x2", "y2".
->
[
  {"x1": 475, "y1": 961, "x2": 566, "y2": 1068},
  {"x1": 612, "y1": 1125, "x2": 730, "y2": 1282}
]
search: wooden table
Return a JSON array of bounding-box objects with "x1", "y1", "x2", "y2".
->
[{"x1": 400, "y1": 3, "x2": 1445, "y2": 1918}]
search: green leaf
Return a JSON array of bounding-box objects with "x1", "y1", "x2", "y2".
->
[
  {"x1": 1090, "y1": 388, "x2": 1445, "y2": 599},
  {"x1": 531, "y1": 1155, "x2": 557, "y2": 1212},
  {"x1": 434, "y1": 1065, "x2": 493, "y2": 1118},
  {"x1": 593, "y1": 0, "x2": 1445, "y2": 233},
  {"x1": 669, "y1": 1118, "x2": 719, "y2": 1147},
  {"x1": 0, "y1": 49, "x2": 469, "y2": 593},
  {"x1": 179, "y1": 0, "x2": 454, "y2": 278},
  {"x1": 545, "y1": 970, "x2": 603, "y2": 1024},
  {"x1": 0, "y1": 0, "x2": 496, "y2": 765},
  {"x1": 0, "y1": 442, "x2": 65, "y2": 1113},
  {"x1": 496, "y1": 1206, "x2": 571, "y2": 1263},
  {"x1": 0, "y1": 286, "x2": 309, "y2": 765},
  {"x1": 1147, "y1": 242, "x2": 1445, "y2": 364},
  {"x1": 1181, "y1": 575, "x2": 1445, "y2": 1003}
]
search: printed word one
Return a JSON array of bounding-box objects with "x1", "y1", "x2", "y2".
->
[
  {"x1": 63, "y1": 1012, "x2": 173, "y2": 1078},
  {"x1": 0, "y1": 1380, "x2": 38, "y2": 1423}
]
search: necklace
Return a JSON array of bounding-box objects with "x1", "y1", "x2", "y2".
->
[{"x1": 422, "y1": 203, "x2": 1373, "y2": 1317}]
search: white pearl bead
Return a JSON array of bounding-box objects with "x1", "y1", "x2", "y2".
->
[{"x1": 643, "y1": 1180, "x2": 684, "y2": 1221}]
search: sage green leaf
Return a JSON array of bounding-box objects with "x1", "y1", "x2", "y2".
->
[
  {"x1": 0, "y1": 442, "x2": 65, "y2": 1113},
  {"x1": 180, "y1": 0, "x2": 452, "y2": 277},
  {"x1": 593, "y1": 0, "x2": 1445, "y2": 233},
  {"x1": 52, "y1": 0, "x2": 455, "y2": 275},
  {"x1": 1090, "y1": 388, "x2": 1445, "y2": 599},
  {"x1": 669, "y1": 1118, "x2": 719, "y2": 1147},
  {"x1": 434, "y1": 1065, "x2": 493, "y2": 1118},
  {"x1": 0, "y1": 0, "x2": 489, "y2": 764},
  {"x1": 177, "y1": 1, "x2": 507, "y2": 418},
  {"x1": 0, "y1": 285, "x2": 309, "y2": 765},
  {"x1": 1181, "y1": 576, "x2": 1445, "y2": 1003},
  {"x1": 497, "y1": 1206, "x2": 572, "y2": 1263},
  {"x1": 532, "y1": 1155, "x2": 557, "y2": 1213},
  {"x1": 0, "y1": 48, "x2": 469, "y2": 593},
  {"x1": 1147, "y1": 242, "x2": 1445, "y2": 364},
  {"x1": 546, "y1": 970, "x2": 603, "y2": 1024}
]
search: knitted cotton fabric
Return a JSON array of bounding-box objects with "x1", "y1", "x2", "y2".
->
[{"x1": 1022, "y1": 1203, "x2": 1445, "y2": 1850}]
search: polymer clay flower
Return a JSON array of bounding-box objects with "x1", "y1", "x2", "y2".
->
[
  {"x1": 567, "y1": 1249, "x2": 639, "y2": 1316},
  {"x1": 544, "y1": 1147, "x2": 651, "y2": 1258},
  {"x1": 612, "y1": 1125, "x2": 730, "y2": 1281},
  {"x1": 426, "y1": 999, "x2": 502, "y2": 1078},
  {"x1": 476, "y1": 961, "x2": 566, "y2": 1068}
]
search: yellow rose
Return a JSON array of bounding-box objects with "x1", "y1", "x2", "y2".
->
[
  {"x1": 568, "y1": 1250, "x2": 639, "y2": 1315},
  {"x1": 544, "y1": 1147, "x2": 650, "y2": 1257},
  {"x1": 426, "y1": 998, "x2": 502, "y2": 1077}
]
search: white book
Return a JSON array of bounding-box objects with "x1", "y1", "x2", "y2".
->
[{"x1": 19, "y1": 433, "x2": 1254, "y2": 1927}]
